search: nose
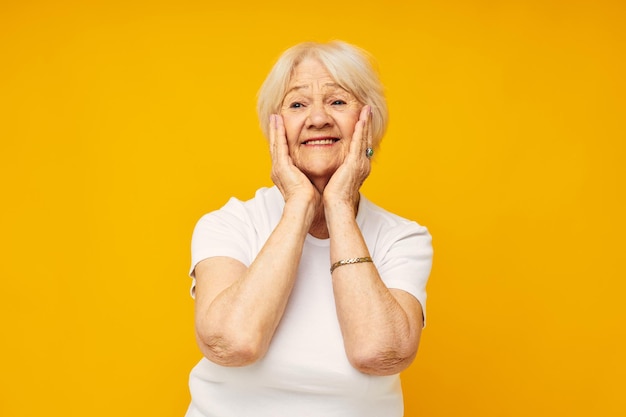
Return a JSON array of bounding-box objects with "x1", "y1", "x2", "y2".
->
[{"x1": 306, "y1": 102, "x2": 333, "y2": 129}]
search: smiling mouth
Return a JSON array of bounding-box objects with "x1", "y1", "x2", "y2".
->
[{"x1": 303, "y1": 138, "x2": 339, "y2": 145}]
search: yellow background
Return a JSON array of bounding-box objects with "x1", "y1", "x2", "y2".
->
[{"x1": 1, "y1": 0, "x2": 624, "y2": 415}]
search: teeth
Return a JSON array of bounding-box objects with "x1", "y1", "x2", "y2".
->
[{"x1": 306, "y1": 139, "x2": 336, "y2": 145}]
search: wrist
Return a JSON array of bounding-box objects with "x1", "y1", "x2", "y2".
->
[
  {"x1": 283, "y1": 194, "x2": 318, "y2": 228},
  {"x1": 323, "y1": 193, "x2": 359, "y2": 218}
]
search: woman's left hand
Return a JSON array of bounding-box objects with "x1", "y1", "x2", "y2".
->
[{"x1": 323, "y1": 105, "x2": 372, "y2": 211}]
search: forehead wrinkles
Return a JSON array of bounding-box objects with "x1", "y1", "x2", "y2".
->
[{"x1": 285, "y1": 81, "x2": 349, "y2": 97}]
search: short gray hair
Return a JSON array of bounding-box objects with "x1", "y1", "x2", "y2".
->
[{"x1": 257, "y1": 41, "x2": 388, "y2": 148}]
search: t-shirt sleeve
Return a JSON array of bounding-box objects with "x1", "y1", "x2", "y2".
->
[
  {"x1": 188, "y1": 198, "x2": 254, "y2": 297},
  {"x1": 376, "y1": 223, "x2": 433, "y2": 323}
]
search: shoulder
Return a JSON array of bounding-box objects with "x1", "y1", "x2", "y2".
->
[
  {"x1": 190, "y1": 187, "x2": 283, "y2": 274},
  {"x1": 358, "y1": 195, "x2": 433, "y2": 318},
  {"x1": 358, "y1": 195, "x2": 431, "y2": 241},
  {"x1": 357, "y1": 194, "x2": 433, "y2": 268},
  {"x1": 191, "y1": 186, "x2": 284, "y2": 247},
  {"x1": 196, "y1": 186, "x2": 283, "y2": 228}
]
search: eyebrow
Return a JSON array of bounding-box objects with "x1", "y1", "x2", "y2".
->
[{"x1": 285, "y1": 82, "x2": 347, "y2": 95}]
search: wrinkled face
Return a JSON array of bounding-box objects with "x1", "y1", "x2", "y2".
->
[{"x1": 280, "y1": 58, "x2": 363, "y2": 181}]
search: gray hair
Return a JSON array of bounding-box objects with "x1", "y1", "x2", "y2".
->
[{"x1": 257, "y1": 41, "x2": 388, "y2": 148}]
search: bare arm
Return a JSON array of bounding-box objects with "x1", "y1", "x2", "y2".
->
[
  {"x1": 327, "y1": 206, "x2": 424, "y2": 375},
  {"x1": 324, "y1": 106, "x2": 424, "y2": 375},
  {"x1": 194, "y1": 115, "x2": 319, "y2": 366}
]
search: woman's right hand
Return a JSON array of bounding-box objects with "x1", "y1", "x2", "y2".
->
[
  {"x1": 269, "y1": 114, "x2": 320, "y2": 212},
  {"x1": 195, "y1": 117, "x2": 320, "y2": 366},
  {"x1": 195, "y1": 115, "x2": 319, "y2": 367}
]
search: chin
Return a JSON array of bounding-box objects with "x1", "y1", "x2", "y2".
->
[
  {"x1": 299, "y1": 156, "x2": 342, "y2": 175},
  {"x1": 301, "y1": 164, "x2": 339, "y2": 182}
]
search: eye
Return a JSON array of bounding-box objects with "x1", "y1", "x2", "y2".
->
[
  {"x1": 331, "y1": 100, "x2": 346, "y2": 105},
  {"x1": 289, "y1": 102, "x2": 304, "y2": 108}
]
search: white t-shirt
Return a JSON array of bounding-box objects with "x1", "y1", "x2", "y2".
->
[{"x1": 186, "y1": 187, "x2": 432, "y2": 417}]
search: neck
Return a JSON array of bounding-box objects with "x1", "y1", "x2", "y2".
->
[
  {"x1": 308, "y1": 208, "x2": 329, "y2": 239},
  {"x1": 307, "y1": 176, "x2": 330, "y2": 239}
]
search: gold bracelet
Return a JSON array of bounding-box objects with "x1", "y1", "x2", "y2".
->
[{"x1": 330, "y1": 257, "x2": 373, "y2": 273}]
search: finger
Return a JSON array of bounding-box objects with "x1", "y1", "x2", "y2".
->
[
  {"x1": 350, "y1": 105, "x2": 370, "y2": 160},
  {"x1": 365, "y1": 106, "x2": 372, "y2": 149},
  {"x1": 359, "y1": 106, "x2": 373, "y2": 179},
  {"x1": 269, "y1": 114, "x2": 277, "y2": 158},
  {"x1": 274, "y1": 114, "x2": 290, "y2": 162},
  {"x1": 349, "y1": 117, "x2": 365, "y2": 160},
  {"x1": 361, "y1": 105, "x2": 372, "y2": 153},
  {"x1": 269, "y1": 114, "x2": 287, "y2": 161}
]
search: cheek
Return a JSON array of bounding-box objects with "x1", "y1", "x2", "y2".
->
[
  {"x1": 341, "y1": 113, "x2": 360, "y2": 137},
  {"x1": 280, "y1": 113, "x2": 301, "y2": 139}
]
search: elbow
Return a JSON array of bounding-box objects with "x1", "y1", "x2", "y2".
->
[
  {"x1": 195, "y1": 329, "x2": 266, "y2": 367},
  {"x1": 347, "y1": 345, "x2": 418, "y2": 376}
]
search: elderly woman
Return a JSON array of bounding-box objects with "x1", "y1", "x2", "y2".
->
[{"x1": 186, "y1": 41, "x2": 432, "y2": 417}]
